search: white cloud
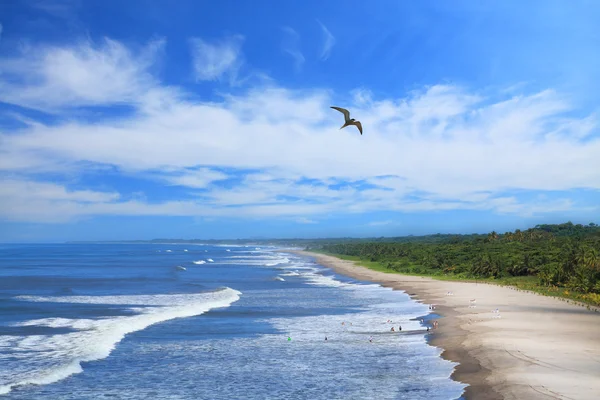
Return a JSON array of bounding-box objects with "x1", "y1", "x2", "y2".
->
[
  {"x1": 296, "y1": 217, "x2": 318, "y2": 224},
  {"x1": 0, "y1": 38, "x2": 599, "y2": 224},
  {"x1": 160, "y1": 168, "x2": 229, "y2": 189},
  {"x1": 0, "y1": 37, "x2": 165, "y2": 111},
  {"x1": 368, "y1": 220, "x2": 393, "y2": 226},
  {"x1": 351, "y1": 88, "x2": 373, "y2": 105},
  {"x1": 281, "y1": 27, "x2": 305, "y2": 72},
  {"x1": 29, "y1": 0, "x2": 80, "y2": 19},
  {"x1": 0, "y1": 176, "x2": 584, "y2": 224},
  {"x1": 189, "y1": 35, "x2": 244, "y2": 83},
  {"x1": 316, "y1": 20, "x2": 335, "y2": 60},
  {"x1": 0, "y1": 179, "x2": 121, "y2": 223},
  {"x1": 0, "y1": 179, "x2": 119, "y2": 203}
]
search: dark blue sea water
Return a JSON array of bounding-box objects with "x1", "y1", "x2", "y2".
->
[{"x1": 0, "y1": 243, "x2": 466, "y2": 399}]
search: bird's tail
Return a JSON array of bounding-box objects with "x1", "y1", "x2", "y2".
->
[{"x1": 340, "y1": 123, "x2": 348, "y2": 130}]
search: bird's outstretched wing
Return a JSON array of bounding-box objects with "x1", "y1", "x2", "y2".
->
[
  {"x1": 330, "y1": 106, "x2": 351, "y2": 122},
  {"x1": 352, "y1": 120, "x2": 363, "y2": 135}
]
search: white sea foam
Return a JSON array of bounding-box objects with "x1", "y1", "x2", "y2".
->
[
  {"x1": 264, "y1": 256, "x2": 430, "y2": 335},
  {"x1": 165, "y1": 250, "x2": 172, "y2": 253},
  {"x1": 265, "y1": 257, "x2": 289, "y2": 266},
  {"x1": 220, "y1": 254, "x2": 290, "y2": 267},
  {"x1": 1, "y1": 288, "x2": 241, "y2": 395},
  {"x1": 280, "y1": 271, "x2": 300, "y2": 277},
  {"x1": 207, "y1": 259, "x2": 214, "y2": 262},
  {"x1": 183, "y1": 249, "x2": 188, "y2": 252},
  {"x1": 193, "y1": 260, "x2": 206, "y2": 265},
  {"x1": 265, "y1": 280, "x2": 428, "y2": 340}
]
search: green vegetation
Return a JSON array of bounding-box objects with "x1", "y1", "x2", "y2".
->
[{"x1": 307, "y1": 222, "x2": 600, "y2": 307}]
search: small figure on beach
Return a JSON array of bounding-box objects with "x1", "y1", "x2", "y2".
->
[
  {"x1": 427, "y1": 327, "x2": 430, "y2": 332},
  {"x1": 330, "y1": 106, "x2": 363, "y2": 135},
  {"x1": 325, "y1": 336, "x2": 328, "y2": 341},
  {"x1": 288, "y1": 336, "x2": 291, "y2": 341},
  {"x1": 398, "y1": 326, "x2": 402, "y2": 331},
  {"x1": 391, "y1": 327, "x2": 395, "y2": 332},
  {"x1": 369, "y1": 336, "x2": 373, "y2": 343}
]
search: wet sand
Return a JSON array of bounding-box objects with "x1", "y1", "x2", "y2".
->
[{"x1": 290, "y1": 251, "x2": 600, "y2": 400}]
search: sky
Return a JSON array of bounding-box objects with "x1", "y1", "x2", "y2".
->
[{"x1": 0, "y1": 0, "x2": 599, "y2": 242}]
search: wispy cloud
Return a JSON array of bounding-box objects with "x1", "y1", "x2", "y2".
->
[
  {"x1": 0, "y1": 37, "x2": 166, "y2": 112},
  {"x1": 0, "y1": 38, "x2": 599, "y2": 224},
  {"x1": 316, "y1": 20, "x2": 335, "y2": 61},
  {"x1": 0, "y1": 23, "x2": 3, "y2": 42},
  {"x1": 189, "y1": 35, "x2": 244, "y2": 83},
  {"x1": 368, "y1": 220, "x2": 393, "y2": 226},
  {"x1": 160, "y1": 168, "x2": 229, "y2": 189},
  {"x1": 281, "y1": 27, "x2": 305, "y2": 72},
  {"x1": 296, "y1": 217, "x2": 318, "y2": 224},
  {"x1": 351, "y1": 88, "x2": 373, "y2": 105},
  {"x1": 29, "y1": 0, "x2": 81, "y2": 19}
]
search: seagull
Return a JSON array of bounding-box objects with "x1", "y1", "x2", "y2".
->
[{"x1": 330, "y1": 106, "x2": 363, "y2": 135}]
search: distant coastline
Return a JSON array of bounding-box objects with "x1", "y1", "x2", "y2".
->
[{"x1": 63, "y1": 231, "x2": 493, "y2": 245}]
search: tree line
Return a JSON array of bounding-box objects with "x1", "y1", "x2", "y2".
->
[{"x1": 313, "y1": 222, "x2": 600, "y2": 295}]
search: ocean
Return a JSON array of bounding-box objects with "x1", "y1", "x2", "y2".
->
[{"x1": 0, "y1": 243, "x2": 466, "y2": 399}]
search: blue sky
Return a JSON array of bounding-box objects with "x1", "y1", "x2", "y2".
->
[{"x1": 0, "y1": 0, "x2": 599, "y2": 242}]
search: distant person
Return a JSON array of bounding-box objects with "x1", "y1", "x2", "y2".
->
[
  {"x1": 325, "y1": 336, "x2": 328, "y2": 341},
  {"x1": 399, "y1": 326, "x2": 402, "y2": 331},
  {"x1": 369, "y1": 336, "x2": 373, "y2": 343},
  {"x1": 391, "y1": 327, "x2": 395, "y2": 332}
]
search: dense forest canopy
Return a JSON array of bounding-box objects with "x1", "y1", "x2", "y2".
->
[{"x1": 311, "y1": 222, "x2": 600, "y2": 296}]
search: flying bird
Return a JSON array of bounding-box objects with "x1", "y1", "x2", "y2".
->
[{"x1": 330, "y1": 106, "x2": 363, "y2": 135}]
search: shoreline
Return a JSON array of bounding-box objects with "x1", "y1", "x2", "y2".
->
[{"x1": 289, "y1": 250, "x2": 600, "y2": 400}]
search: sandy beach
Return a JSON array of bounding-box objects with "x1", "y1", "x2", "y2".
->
[{"x1": 291, "y1": 251, "x2": 600, "y2": 400}]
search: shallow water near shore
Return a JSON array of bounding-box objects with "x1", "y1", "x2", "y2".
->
[{"x1": 0, "y1": 244, "x2": 466, "y2": 399}]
